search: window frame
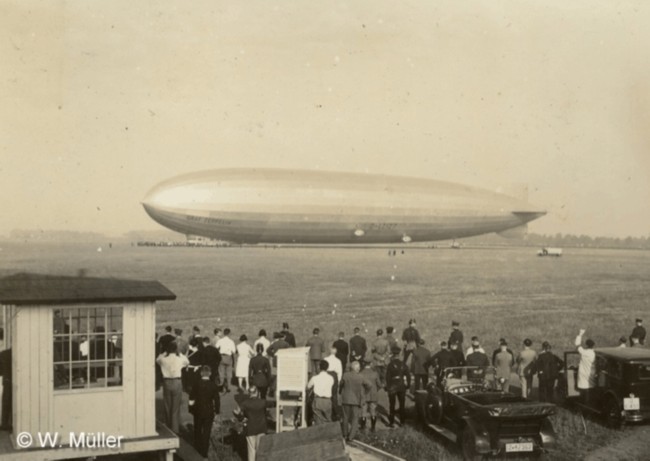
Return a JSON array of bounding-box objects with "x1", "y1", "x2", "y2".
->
[{"x1": 52, "y1": 305, "x2": 124, "y2": 393}]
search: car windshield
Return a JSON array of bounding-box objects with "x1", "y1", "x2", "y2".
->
[
  {"x1": 637, "y1": 362, "x2": 650, "y2": 380},
  {"x1": 442, "y1": 366, "x2": 498, "y2": 390}
]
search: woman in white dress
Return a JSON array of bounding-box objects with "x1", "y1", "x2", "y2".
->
[{"x1": 235, "y1": 334, "x2": 254, "y2": 390}]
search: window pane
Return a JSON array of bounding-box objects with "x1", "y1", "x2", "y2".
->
[
  {"x1": 53, "y1": 306, "x2": 123, "y2": 390},
  {"x1": 107, "y1": 360, "x2": 123, "y2": 387},
  {"x1": 54, "y1": 364, "x2": 70, "y2": 390},
  {"x1": 53, "y1": 309, "x2": 69, "y2": 334}
]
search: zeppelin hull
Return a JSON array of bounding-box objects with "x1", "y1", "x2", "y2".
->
[{"x1": 142, "y1": 169, "x2": 546, "y2": 244}]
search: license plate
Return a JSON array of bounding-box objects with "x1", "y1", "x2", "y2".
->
[
  {"x1": 624, "y1": 397, "x2": 640, "y2": 411},
  {"x1": 506, "y1": 442, "x2": 533, "y2": 453}
]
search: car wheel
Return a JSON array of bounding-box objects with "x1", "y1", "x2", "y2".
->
[
  {"x1": 603, "y1": 397, "x2": 623, "y2": 429},
  {"x1": 461, "y1": 426, "x2": 484, "y2": 461}
]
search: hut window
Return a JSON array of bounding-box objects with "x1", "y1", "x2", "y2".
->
[{"x1": 53, "y1": 307, "x2": 123, "y2": 390}]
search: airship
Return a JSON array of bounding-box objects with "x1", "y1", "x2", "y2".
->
[{"x1": 142, "y1": 169, "x2": 546, "y2": 244}]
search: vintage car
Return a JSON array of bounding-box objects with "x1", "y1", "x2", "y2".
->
[
  {"x1": 415, "y1": 366, "x2": 557, "y2": 460},
  {"x1": 559, "y1": 347, "x2": 650, "y2": 428}
]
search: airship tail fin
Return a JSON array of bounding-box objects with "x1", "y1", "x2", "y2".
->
[{"x1": 497, "y1": 224, "x2": 528, "y2": 239}]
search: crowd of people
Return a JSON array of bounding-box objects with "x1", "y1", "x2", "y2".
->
[{"x1": 154, "y1": 317, "x2": 646, "y2": 461}]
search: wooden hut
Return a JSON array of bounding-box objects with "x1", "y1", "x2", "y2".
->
[{"x1": 0, "y1": 273, "x2": 179, "y2": 460}]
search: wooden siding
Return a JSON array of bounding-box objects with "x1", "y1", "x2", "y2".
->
[{"x1": 9, "y1": 302, "x2": 157, "y2": 444}]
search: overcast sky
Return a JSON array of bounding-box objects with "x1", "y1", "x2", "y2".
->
[{"x1": 2, "y1": 1, "x2": 649, "y2": 238}]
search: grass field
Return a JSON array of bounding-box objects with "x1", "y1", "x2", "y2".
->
[{"x1": 1, "y1": 243, "x2": 648, "y2": 460}]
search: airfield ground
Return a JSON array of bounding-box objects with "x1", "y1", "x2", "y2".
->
[{"x1": 1, "y1": 243, "x2": 648, "y2": 459}]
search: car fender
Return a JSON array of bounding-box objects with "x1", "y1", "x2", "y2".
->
[
  {"x1": 539, "y1": 416, "x2": 557, "y2": 449},
  {"x1": 462, "y1": 417, "x2": 491, "y2": 454}
]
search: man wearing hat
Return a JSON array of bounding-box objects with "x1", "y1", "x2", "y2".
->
[
  {"x1": 340, "y1": 361, "x2": 371, "y2": 441},
  {"x1": 360, "y1": 360, "x2": 382, "y2": 432},
  {"x1": 448, "y1": 341, "x2": 466, "y2": 368},
  {"x1": 493, "y1": 341, "x2": 514, "y2": 392},
  {"x1": 449, "y1": 321, "x2": 464, "y2": 353},
  {"x1": 535, "y1": 341, "x2": 564, "y2": 402},
  {"x1": 385, "y1": 345, "x2": 410, "y2": 427},
  {"x1": 631, "y1": 319, "x2": 646, "y2": 346}
]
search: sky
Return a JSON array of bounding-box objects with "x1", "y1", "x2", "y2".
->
[{"x1": 1, "y1": 0, "x2": 649, "y2": 238}]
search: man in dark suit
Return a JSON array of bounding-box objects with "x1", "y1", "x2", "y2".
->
[
  {"x1": 412, "y1": 339, "x2": 431, "y2": 390},
  {"x1": 631, "y1": 318, "x2": 646, "y2": 346},
  {"x1": 401, "y1": 319, "x2": 421, "y2": 366},
  {"x1": 426, "y1": 341, "x2": 452, "y2": 385},
  {"x1": 339, "y1": 361, "x2": 371, "y2": 441},
  {"x1": 385, "y1": 346, "x2": 410, "y2": 427},
  {"x1": 281, "y1": 322, "x2": 296, "y2": 348},
  {"x1": 189, "y1": 366, "x2": 220, "y2": 459},
  {"x1": 201, "y1": 336, "x2": 222, "y2": 385},
  {"x1": 333, "y1": 332, "x2": 349, "y2": 371},
  {"x1": 249, "y1": 343, "x2": 272, "y2": 399},
  {"x1": 448, "y1": 321, "x2": 464, "y2": 352},
  {"x1": 349, "y1": 328, "x2": 367, "y2": 364},
  {"x1": 534, "y1": 342, "x2": 564, "y2": 402},
  {"x1": 238, "y1": 386, "x2": 274, "y2": 461}
]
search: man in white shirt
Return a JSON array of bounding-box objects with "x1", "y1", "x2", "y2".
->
[
  {"x1": 324, "y1": 347, "x2": 343, "y2": 384},
  {"x1": 575, "y1": 329, "x2": 596, "y2": 404},
  {"x1": 307, "y1": 360, "x2": 335, "y2": 425},
  {"x1": 215, "y1": 328, "x2": 237, "y2": 393},
  {"x1": 254, "y1": 329, "x2": 271, "y2": 357},
  {"x1": 156, "y1": 342, "x2": 189, "y2": 433}
]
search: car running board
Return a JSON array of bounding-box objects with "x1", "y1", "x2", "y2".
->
[{"x1": 427, "y1": 423, "x2": 458, "y2": 443}]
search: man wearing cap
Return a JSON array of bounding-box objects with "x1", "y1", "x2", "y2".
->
[
  {"x1": 371, "y1": 329, "x2": 389, "y2": 388},
  {"x1": 306, "y1": 328, "x2": 327, "y2": 376},
  {"x1": 427, "y1": 341, "x2": 452, "y2": 385},
  {"x1": 307, "y1": 360, "x2": 335, "y2": 425},
  {"x1": 281, "y1": 322, "x2": 296, "y2": 348},
  {"x1": 189, "y1": 365, "x2": 220, "y2": 459},
  {"x1": 401, "y1": 319, "x2": 421, "y2": 366},
  {"x1": 385, "y1": 346, "x2": 411, "y2": 427},
  {"x1": 349, "y1": 328, "x2": 368, "y2": 364},
  {"x1": 575, "y1": 329, "x2": 596, "y2": 404},
  {"x1": 631, "y1": 319, "x2": 646, "y2": 346},
  {"x1": 412, "y1": 339, "x2": 431, "y2": 390},
  {"x1": 492, "y1": 338, "x2": 515, "y2": 365},
  {"x1": 340, "y1": 361, "x2": 371, "y2": 441},
  {"x1": 535, "y1": 342, "x2": 564, "y2": 402},
  {"x1": 493, "y1": 341, "x2": 514, "y2": 392},
  {"x1": 449, "y1": 321, "x2": 464, "y2": 352},
  {"x1": 449, "y1": 341, "x2": 466, "y2": 368}
]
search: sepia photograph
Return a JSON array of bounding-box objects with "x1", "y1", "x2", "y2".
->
[{"x1": 1, "y1": 1, "x2": 649, "y2": 460}]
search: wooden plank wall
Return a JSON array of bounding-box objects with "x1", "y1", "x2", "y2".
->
[{"x1": 12, "y1": 306, "x2": 53, "y2": 436}]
